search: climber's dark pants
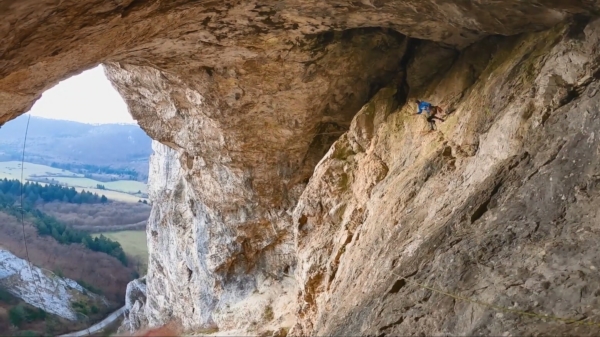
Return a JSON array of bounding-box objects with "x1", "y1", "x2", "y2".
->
[
  {"x1": 422, "y1": 113, "x2": 434, "y2": 131},
  {"x1": 422, "y1": 107, "x2": 444, "y2": 131}
]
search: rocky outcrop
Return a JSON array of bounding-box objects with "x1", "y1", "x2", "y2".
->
[
  {"x1": 2, "y1": 1, "x2": 600, "y2": 336},
  {"x1": 120, "y1": 278, "x2": 148, "y2": 333},
  {"x1": 0, "y1": 249, "x2": 106, "y2": 321}
]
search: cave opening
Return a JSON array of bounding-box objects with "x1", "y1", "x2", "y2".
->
[
  {"x1": 0, "y1": 64, "x2": 152, "y2": 335},
  {"x1": 28, "y1": 65, "x2": 133, "y2": 125}
]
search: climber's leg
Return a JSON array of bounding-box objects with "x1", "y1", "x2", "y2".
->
[
  {"x1": 432, "y1": 106, "x2": 445, "y2": 121},
  {"x1": 428, "y1": 116, "x2": 437, "y2": 131},
  {"x1": 421, "y1": 111, "x2": 434, "y2": 132},
  {"x1": 420, "y1": 110, "x2": 436, "y2": 133}
]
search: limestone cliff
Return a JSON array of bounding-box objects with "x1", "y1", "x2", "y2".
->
[
  {"x1": 294, "y1": 21, "x2": 600, "y2": 336},
  {"x1": 2, "y1": 1, "x2": 600, "y2": 336}
]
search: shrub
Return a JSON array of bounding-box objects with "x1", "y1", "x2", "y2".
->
[
  {"x1": 76, "y1": 280, "x2": 103, "y2": 295},
  {"x1": 0, "y1": 286, "x2": 17, "y2": 304},
  {"x1": 9, "y1": 304, "x2": 48, "y2": 327},
  {"x1": 45, "y1": 316, "x2": 59, "y2": 334},
  {"x1": 9, "y1": 305, "x2": 26, "y2": 327},
  {"x1": 72, "y1": 301, "x2": 89, "y2": 315},
  {"x1": 24, "y1": 307, "x2": 47, "y2": 321}
]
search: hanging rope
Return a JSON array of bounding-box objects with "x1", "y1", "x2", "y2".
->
[{"x1": 18, "y1": 114, "x2": 48, "y2": 312}]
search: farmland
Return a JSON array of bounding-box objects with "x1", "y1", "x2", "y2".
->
[
  {"x1": 44, "y1": 177, "x2": 147, "y2": 194},
  {"x1": 0, "y1": 161, "x2": 79, "y2": 180},
  {"x1": 93, "y1": 230, "x2": 148, "y2": 268},
  {"x1": 0, "y1": 161, "x2": 148, "y2": 203}
]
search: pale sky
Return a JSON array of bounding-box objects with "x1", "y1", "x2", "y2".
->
[{"x1": 28, "y1": 65, "x2": 135, "y2": 124}]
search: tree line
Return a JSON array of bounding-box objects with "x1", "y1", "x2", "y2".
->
[
  {"x1": 0, "y1": 182, "x2": 127, "y2": 266},
  {"x1": 49, "y1": 162, "x2": 140, "y2": 180},
  {"x1": 0, "y1": 178, "x2": 108, "y2": 204}
]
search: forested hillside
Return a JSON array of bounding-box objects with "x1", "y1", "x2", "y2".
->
[
  {"x1": 0, "y1": 180, "x2": 128, "y2": 264},
  {"x1": 0, "y1": 179, "x2": 108, "y2": 204},
  {"x1": 0, "y1": 211, "x2": 136, "y2": 303},
  {"x1": 0, "y1": 115, "x2": 150, "y2": 336}
]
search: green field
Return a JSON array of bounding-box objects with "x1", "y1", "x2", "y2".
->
[
  {"x1": 49, "y1": 176, "x2": 148, "y2": 194},
  {"x1": 81, "y1": 187, "x2": 145, "y2": 203},
  {"x1": 0, "y1": 161, "x2": 83, "y2": 180},
  {"x1": 93, "y1": 230, "x2": 148, "y2": 266},
  {"x1": 0, "y1": 161, "x2": 148, "y2": 203},
  {"x1": 104, "y1": 180, "x2": 148, "y2": 194}
]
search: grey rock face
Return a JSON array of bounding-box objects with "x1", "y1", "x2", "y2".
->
[
  {"x1": 104, "y1": 31, "x2": 409, "y2": 332},
  {"x1": 120, "y1": 278, "x2": 148, "y2": 334},
  {"x1": 0, "y1": 249, "x2": 105, "y2": 321}
]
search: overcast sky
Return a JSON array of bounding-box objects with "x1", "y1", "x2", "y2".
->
[{"x1": 28, "y1": 65, "x2": 135, "y2": 124}]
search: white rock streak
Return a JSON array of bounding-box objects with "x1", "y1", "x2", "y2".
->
[{"x1": 0, "y1": 249, "x2": 87, "y2": 320}]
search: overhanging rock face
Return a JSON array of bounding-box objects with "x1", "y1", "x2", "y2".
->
[
  {"x1": 105, "y1": 29, "x2": 408, "y2": 331},
  {"x1": 2, "y1": 1, "x2": 600, "y2": 335},
  {"x1": 2, "y1": 0, "x2": 595, "y2": 119}
]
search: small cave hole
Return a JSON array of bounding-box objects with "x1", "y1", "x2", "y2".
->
[
  {"x1": 202, "y1": 66, "x2": 214, "y2": 76},
  {"x1": 388, "y1": 279, "x2": 406, "y2": 294},
  {"x1": 298, "y1": 214, "x2": 308, "y2": 230},
  {"x1": 470, "y1": 199, "x2": 491, "y2": 224}
]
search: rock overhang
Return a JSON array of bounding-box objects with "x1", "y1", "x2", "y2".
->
[{"x1": 2, "y1": 1, "x2": 597, "y2": 125}]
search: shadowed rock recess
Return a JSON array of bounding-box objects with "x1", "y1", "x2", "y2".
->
[{"x1": 3, "y1": 1, "x2": 600, "y2": 336}]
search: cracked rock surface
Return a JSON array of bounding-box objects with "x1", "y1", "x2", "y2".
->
[{"x1": 293, "y1": 20, "x2": 600, "y2": 336}]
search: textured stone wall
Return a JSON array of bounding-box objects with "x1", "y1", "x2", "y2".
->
[{"x1": 293, "y1": 20, "x2": 600, "y2": 336}]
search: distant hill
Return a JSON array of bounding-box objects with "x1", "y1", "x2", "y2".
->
[{"x1": 0, "y1": 115, "x2": 151, "y2": 181}]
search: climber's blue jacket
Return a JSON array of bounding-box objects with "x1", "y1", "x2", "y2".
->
[{"x1": 417, "y1": 101, "x2": 432, "y2": 114}]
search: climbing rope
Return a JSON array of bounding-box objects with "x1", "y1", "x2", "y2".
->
[
  {"x1": 390, "y1": 271, "x2": 600, "y2": 328},
  {"x1": 18, "y1": 114, "x2": 48, "y2": 313}
]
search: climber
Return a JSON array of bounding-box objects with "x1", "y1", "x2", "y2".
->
[{"x1": 414, "y1": 99, "x2": 445, "y2": 132}]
